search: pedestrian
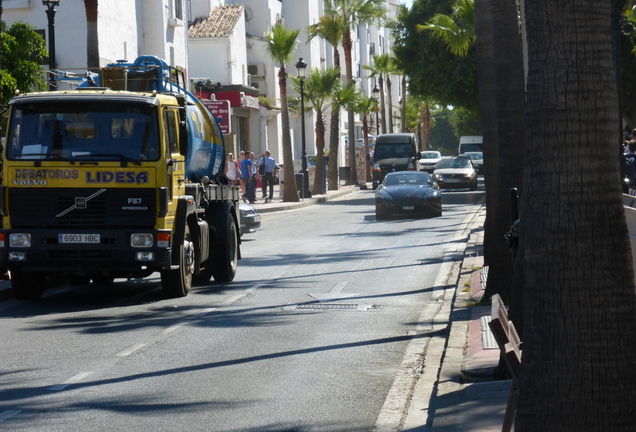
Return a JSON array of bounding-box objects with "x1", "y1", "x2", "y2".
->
[
  {"x1": 260, "y1": 150, "x2": 277, "y2": 202},
  {"x1": 240, "y1": 151, "x2": 256, "y2": 204},
  {"x1": 238, "y1": 151, "x2": 247, "y2": 194},
  {"x1": 250, "y1": 152, "x2": 259, "y2": 202},
  {"x1": 625, "y1": 141, "x2": 636, "y2": 196},
  {"x1": 224, "y1": 153, "x2": 241, "y2": 186},
  {"x1": 258, "y1": 153, "x2": 267, "y2": 198}
]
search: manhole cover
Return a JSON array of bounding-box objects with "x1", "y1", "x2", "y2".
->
[{"x1": 296, "y1": 303, "x2": 358, "y2": 310}]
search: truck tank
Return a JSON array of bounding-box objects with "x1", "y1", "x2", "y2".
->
[{"x1": 83, "y1": 55, "x2": 226, "y2": 181}]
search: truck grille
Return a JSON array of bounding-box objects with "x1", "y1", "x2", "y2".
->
[{"x1": 9, "y1": 188, "x2": 157, "y2": 229}]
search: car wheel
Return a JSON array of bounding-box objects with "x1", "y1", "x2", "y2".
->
[{"x1": 470, "y1": 182, "x2": 478, "y2": 191}]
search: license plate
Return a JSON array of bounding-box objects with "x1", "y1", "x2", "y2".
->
[
  {"x1": 58, "y1": 234, "x2": 101, "y2": 244},
  {"x1": 402, "y1": 206, "x2": 415, "y2": 211},
  {"x1": 253, "y1": 215, "x2": 261, "y2": 222}
]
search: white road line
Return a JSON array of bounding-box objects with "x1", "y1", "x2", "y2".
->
[
  {"x1": 374, "y1": 255, "x2": 458, "y2": 431},
  {"x1": 159, "y1": 322, "x2": 187, "y2": 335},
  {"x1": 0, "y1": 410, "x2": 21, "y2": 422},
  {"x1": 47, "y1": 371, "x2": 93, "y2": 391},
  {"x1": 223, "y1": 283, "x2": 262, "y2": 304},
  {"x1": 115, "y1": 343, "x2": 147, "y2": 357}
]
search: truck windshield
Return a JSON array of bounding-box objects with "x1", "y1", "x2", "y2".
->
[{"x1": 6, "y1": 102, "x2": 159, "y2": 162}]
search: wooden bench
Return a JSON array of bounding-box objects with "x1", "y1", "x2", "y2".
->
[{"x1": 488, "y1": 294, "x2": 522, "y2": 432}]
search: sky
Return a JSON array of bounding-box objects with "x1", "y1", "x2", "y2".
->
[{"x1": 401, "y1": 0, "x2": 414, "y2": 8}]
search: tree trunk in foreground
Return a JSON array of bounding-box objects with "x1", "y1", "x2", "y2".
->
[{"x1": 516, "y1": 1, "x2": 636, "y2": 430}]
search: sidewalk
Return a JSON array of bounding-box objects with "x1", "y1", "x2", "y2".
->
[
  {"x1": 245, "y1": 181, "x2": 363, "y2": 213},
  {"x1": 423, "y1": 209, "x2": 513, "y2": 432}
]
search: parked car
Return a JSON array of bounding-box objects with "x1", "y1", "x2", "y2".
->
[
  {"x1": 419, "y1": 150, "x2": 442, "y2": 172},
  {"x1": 372, "y1": 133, "x2": 420, "y2": 189},
  {"x1": 375, "y1": 171, "x2": 442, "y2": 220},
  {"x1": 239, "y1": 202, "x2": 261, "y2": 236},
  {"x1": 462, "y1": 151, "x2": 483, "y2": 175},
  {"x1": 433, "y1": 156, "x2": 478, "y2": 190}
]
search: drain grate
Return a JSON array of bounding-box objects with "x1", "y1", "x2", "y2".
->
[{"x1": 296, "y1": 303, "x2": 358, "y2": 310}]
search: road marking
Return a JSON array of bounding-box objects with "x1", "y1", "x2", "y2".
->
[
  {"x1": 47, "y1": 371, "x2": 93, "y2": 391},
  {"x1": 115, "y1": 343, "x2": 147, "y2": 357},
  {"x1": 0, "y1": 410, "x2": 21, "y2": 422},
  {"x1": 160, "y1": 322, "x2": 187, "y2": 335},
  {"x1": 308, "y1": 281, "x2": 360, "y2": 302}
]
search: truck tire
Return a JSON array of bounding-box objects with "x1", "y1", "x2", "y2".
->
[
  {"x1": 211, "y1": 212, "x2": 238, "y2": 283},
  {"x1": 12, "y1": 270, "x2": 45, "y2": 300},
  {"x1": 161, "y1": 224, "x2": 194, "y2": 297}
]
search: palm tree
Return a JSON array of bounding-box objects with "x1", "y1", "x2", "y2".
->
[
  {"x1": 363, "y1": 53, "x2": 391, "y2": 134},
  {"x1": 420, "y1": 0, "x2": 526, "y2": 314},
  {"x1": 307, "y1": 14, "x2": 345, "y2": 190},
  {"x1": 265, "y1": 23, "x2": 301, "y2": 202},
  {"x1": 516, "y1": 1, "x2": 636, "y2": 429},
  {"x1": 291, "y1": 67, "x2": 340, "y2": 195},
  {"x1": 418, "y1": 0, "x2": 475, "y2": 57},
  {"x1": 355, "y1": 96, "x2": 376, "y2": 182},
  {"x1": 325, "y1": 0, "x2": 385, "y2": 186}
]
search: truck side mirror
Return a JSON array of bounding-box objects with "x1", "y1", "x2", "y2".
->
[{"x1": 179, "y1": 121, "x2": 188, "y2": 158}]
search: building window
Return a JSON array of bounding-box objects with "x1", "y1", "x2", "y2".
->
[{"x1": 173, "y1": 0, "x2": 183, "y2": 20}]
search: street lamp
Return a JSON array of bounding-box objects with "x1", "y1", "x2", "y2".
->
[
  {"x1": 296, "y1": 57, "x2": 312, "y2": 198},
  {"x1": 373, "y1": 85, "x2": 380, "y2": 139},
  {"x1": 43, "y1": 0, "x2": 61, "y2": 90}
]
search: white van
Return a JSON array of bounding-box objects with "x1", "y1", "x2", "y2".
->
[{"x1": 458, "y1": 136, "x2": 483, "y2": 155}]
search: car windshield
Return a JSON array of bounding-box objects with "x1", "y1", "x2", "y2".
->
[
  {"x1": 6, "y1": 101, "x2": 159, "y2": 162},
  {"x1": 437, "y1": 157, "x2": 472, "y2": 169},
  {"x1": 374, "y1": 143, "x2": 413, "y2": 159},
  {"x1": 420, "y1": 152, "x2": 440, "y2": 159},
  {"x1": 384, "y1": 173, "x2": 431, "y2": 186}
]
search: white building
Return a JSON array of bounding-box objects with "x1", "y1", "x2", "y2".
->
[
  {"x1": 2, "y1": 0, "x2": 188, "y2": 71},
  {"x1": 2, "y1": 0, "x2": 403, "y2": 185}
]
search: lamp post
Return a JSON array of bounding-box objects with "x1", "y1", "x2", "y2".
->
[
  {"x1": 373, "y1": 85, "x2": 380, "y2": 139},
  {"x1": 43, "y1": 0, "x2": 61, "y2": 90},
  {"x1": 296, "y1": 58, "x2": 311, "y2": 198}
]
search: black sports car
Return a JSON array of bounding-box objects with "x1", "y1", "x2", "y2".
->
[
  {"x1": 239, "y1": 203, "x2": 261, "y2": 236},
  {"x1": 375, "y1": 171, "x2": 442, "y2": 220}
]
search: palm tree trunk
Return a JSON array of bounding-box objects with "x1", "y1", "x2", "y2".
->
[
  {"x1": 279, "y1": 68, "x2": 300, "y2": 202},
  {"x1": 327, "y1": 50, "x2": 341, "y2": 190},
  {"x1": 343, "y1": 31, "x2": 357, "y2": 186},
  {"x1": 386, "y1": 76, "x2": 393, "y2": 133},
  {"x1": 516, "y1": 1, "x2": 636, "y2": 429},
  {"x1": 379, "y1": 76, "x2": 386, "y2": 134},
  {"x1": 312, "y1": 112, "x2": 326, "y2": 195},
  {"x1": 401, "y1": 75, "x2": 407, "y2": 133},
  {"x1": 328, "y1": 103, "x2": 340, "y2": 190},
  {"x1": 363, "y1": 117, "x2": 371, "y2": 182}
]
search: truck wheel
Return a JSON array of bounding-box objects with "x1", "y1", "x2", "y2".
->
[
  {"x1": 211, "y1": 213, "x2": 238, "y2": 282},
  {"x1": 12, "y1": 270, "x2": 45, "y2": 300},
  {"x1": 161, "y1": 224, "x2": 194, "y2": 297}
]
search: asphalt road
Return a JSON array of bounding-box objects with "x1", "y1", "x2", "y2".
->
[{"x1": 0, "y1": 187, "x2": 484, "y2": 432}]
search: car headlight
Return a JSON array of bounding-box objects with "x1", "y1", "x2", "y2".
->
[
  {"x1": 373, "y1": 162, "x2": 381, "y2": 171},
  {"x1": 376, "y1": 192, "x2": 393, "y2": 201}
]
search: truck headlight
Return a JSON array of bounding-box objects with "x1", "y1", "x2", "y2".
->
[
  {"x1": 131, "y1": 233, "x2": 153, "y2": 247},
  {"x1": 9, "y1": 233, "x2": 31, "y2": 247}
]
